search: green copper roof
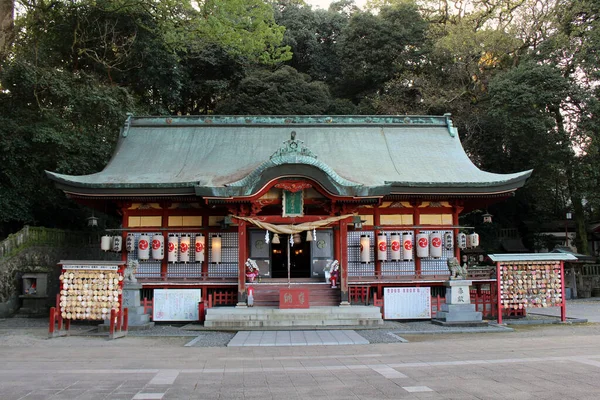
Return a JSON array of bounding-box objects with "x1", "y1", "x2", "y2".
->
[{"x1": 46, "y1": 115, "x2": 532, "y2": 198}]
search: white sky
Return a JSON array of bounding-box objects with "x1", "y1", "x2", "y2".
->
[{"x1": 305, "y1": 0, "x2": 367, "y2": 9}]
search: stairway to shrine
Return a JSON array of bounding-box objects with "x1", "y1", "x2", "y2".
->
[
  {"x1": 204, "y1": 305, "x2": 383, "y2": 328},
  {"x1": 247, "y1": 282, "x2": 340, "y2": 307}
]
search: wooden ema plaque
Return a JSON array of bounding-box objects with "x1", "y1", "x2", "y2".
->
[
  {"x1": 497, "y1": 260, "x2": 565, "y2": 323},
  {"x1": 59, "y1": 266, "x2": 123, "y2": 320},
  {"x1": 279, "y1": 288, "x2": 310, "y2": 309}
]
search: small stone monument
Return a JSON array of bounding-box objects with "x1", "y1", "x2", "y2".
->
[{"x1": 433, "y1": 257, "x2": 485, "y2": 326}]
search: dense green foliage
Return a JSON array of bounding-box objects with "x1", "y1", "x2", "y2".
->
[{"x1": 1, "y1": 0, "x2": 599, "y2": 254}]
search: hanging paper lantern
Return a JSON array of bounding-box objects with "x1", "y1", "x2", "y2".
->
[
  {"x1": 195, "y1": 234, "x2": 205, "y2": 263},
  {"x1": 429, "y1": 231, "x2": 442, "y2": 259},
  {"x1": 377, "y1": 233, "x2": 387, "y2": 261},
  {"x1": 151, "y1": 234, "x2": 164, "y2": 260},
  {"x1": 360, "y1": 235, "x2": 370, "y2": 263},
  {"x1": 416, "y1": 232, "x2": 429, "y2": 258},
  {"x1": 402, "y1": 232, "x2": 413, "y2": 261},
  {"x1": 168, "y1": 234, "x2": 178, "y2": 263},
  {"x1": 468, "y1": 232, "x2": 480, "y2": 248},
  {"x1": 444, "y1": 232, "x2": 454, "y2": 250},
  {"x1": 457, "y1": 233, "x2": 467, "y2": 249},
  {"x1": 125, "y1": 233, "x2": 136, "y2": 252},
  {"x1": 100, "y1": 235, "x2": 111, "y2": 252},
  {"x1": 212, "y1": 235, "x2": 222, "y2": 264},
  {"x1": 138, "y1": 234, "x2": 150, "y2": 260},
  {"x1": 390, "y1": 233, "x2": 401, "y2": 261},
  {"x1": 179, "y1": 234, "x2": 190, "y2": 262},
  {"x1": 112, "y1": 236, "x2": 122, "y2": 252}
]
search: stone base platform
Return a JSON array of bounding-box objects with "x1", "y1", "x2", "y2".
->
[
  {"x1": 431, "y1": 319, "x2": 489, "y2": 327},
  {"x1": 204, "y1": 306, "x2": 383, "y2": 329}
]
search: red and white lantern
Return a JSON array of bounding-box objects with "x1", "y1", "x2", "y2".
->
[
  {"x1": 195, "y1": 234, "x2": 205, "y2": 263},
  {"x1": 360, "y1": 235, "x2": 370, "y2": 263},
  {"x1": 125, "y1": 233, "x2": 136, "y2": 252},
  {"x1": 138, "y1": 233, "x2": 150, "y2": 260},
  {"x1": 168, "y1": 234, "x2": 178, "y2": 263},
  {"x1": 390, "y1": 233, "x2": 401, "y2": 261},
  {"x1": 416, "y1": 232, "x2": 429, "y2": 258},
  {"x1": 377, "y1": 233, "x2": 387, "y2": 261},
  {"x1": 468, "y1": 232, "x2": 480, "y2": 248},
  {"x1": 429, "y1": 231, "x2": 442, "y2": 259},
  {"x1": 151, "y1": 234, "x2": 164, "y2": 260},
  {"x1": 402, "y1": 232, "x2": 413, "y2": 261},
  {"x1": 179, "y1": 234, "x2": 190, "y2": 263},
  {"x1": 444, "y1": 232, "x2": 453, "y2": 250}
]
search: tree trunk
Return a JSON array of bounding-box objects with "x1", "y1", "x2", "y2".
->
[{"x1": 0, "y1": 0, "x2": 14, "y2": 63}]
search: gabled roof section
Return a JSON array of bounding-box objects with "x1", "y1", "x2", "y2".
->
[{"x1": 46, "y1": 114, "x2": 532, "y2": 199}]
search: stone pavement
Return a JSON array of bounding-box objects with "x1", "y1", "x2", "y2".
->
[{"x1": 227, "y1": 329, "x2": 369, "y2": 347}]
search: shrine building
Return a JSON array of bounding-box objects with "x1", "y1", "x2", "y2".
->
[{"x1": 47, "y1": 115, "x2": 532, "y2": 318}]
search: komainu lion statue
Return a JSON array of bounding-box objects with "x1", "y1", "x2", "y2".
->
[
  {"x1": 447, "y1": 257, "x2": 468, "y2": 280},
  {"x1": 124, "y1": 260, "x2": 139, "y2": 283}
]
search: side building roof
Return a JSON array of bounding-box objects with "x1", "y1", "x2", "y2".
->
[{"x1": 46, "y1": 115, "x2": 532, "y2": 200}]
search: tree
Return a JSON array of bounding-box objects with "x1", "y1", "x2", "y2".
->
[{"x1": 216, "y1": 65, "x2": 332, "y2": 114}]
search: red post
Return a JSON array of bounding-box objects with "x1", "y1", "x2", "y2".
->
[
  {"x1": 123, "y1": 308, "x2": 129, "y2": 331},
  {"x1": 116, "y1": 309, "x2": 122, "y2": 331},
  {"x1": 496, "y1": 261, "x2": 503, "y2": 324},
  {"x1": 65, "y1": 319, "x2": 70, "y2": 331},
  {"x1": 198, "y1": 301, "x2": 205, "y2": 322},
  {"x1": 56, "y1": 293, "x2": 63, "y2": 331},
  {"x1": 49, "y1": 307, "x2": 56, "y2": 334},
  {"x1": 560, "y1": 261, "x2": 566, "y2": 322},
  {"x1": 109, "y1": 309, "x2": 116, "y2": 335}
]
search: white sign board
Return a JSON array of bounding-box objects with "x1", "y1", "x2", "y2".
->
[
  {"x1": 153, "y1": 289, "x2": 201, "y2": 321},
  {"x1": 384, "y1": 287, "x2": 431, "y2": 319}
]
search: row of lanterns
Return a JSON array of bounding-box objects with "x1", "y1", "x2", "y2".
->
[
  {"x1": 101, "y1": 233, "x2": 218, "y2": 263},
  {"x1": 359, "y1": 232, "x2": 479, "y2": 262}
]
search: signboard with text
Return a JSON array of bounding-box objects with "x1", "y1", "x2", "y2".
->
[
  {"x1": 384, "y1": 287, "x2": 431, "y2": 319},
  {"x1": 279, "y1": 288, "x2": 310, "y2": 309}
]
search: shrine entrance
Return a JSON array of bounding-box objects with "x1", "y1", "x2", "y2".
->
[{"x1": 271, "y1": 234, "x2": 311, "y2": 278}]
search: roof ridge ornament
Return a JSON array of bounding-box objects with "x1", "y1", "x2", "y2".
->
[
  {"x1": 270, "y1": 131, "x2": 317, "y2": 160},
  {"x1": 121, "y1": 113, "x2": 134, "y2": 138},
  {"x1": 444, "y1": 113, "x2": 457, "y2": 137}
]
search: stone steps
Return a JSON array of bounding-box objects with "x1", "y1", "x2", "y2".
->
[
  {"x1": 248, "y1": 283, "x2": 340, "y2": 307},
  {"x1": 204, "y1": 306, "x2": 383, "y2": 328}
]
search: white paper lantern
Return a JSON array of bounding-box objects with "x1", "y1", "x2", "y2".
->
[
  {"x1": 212, "y1": 235, "x2": 222, "y2": 264},
  {"x1": 390, "y1": 233, "x2": 401, "y2": 261},
  {"x1": 168, "y1": 234, "x2": 178, "y2": 263},
  {"x1": 179, "y1": 234, "x2": 190, "y2": 263},
  {"x1": 429, "y1": 231, "x2": 442, "y2": 259},
  {"x1": 416, "y1": 232, "x2": 429, "y2": 258},
  {"x1": 151, "y1": 234, "x2": 164, "y2": 260},
  {"x1": 112, "y1": 236, "x2": 122, "y2": 252},
  {"x1": 444, "y1": 232, "x2": 454, "y2": 250},
  {"x1": 402, "y1": 232, "x2": 413, "y2": 261},
  {"x1": 125, "y1": 233, "x2": 136, "y2": 252},
  {"x1": 138, "y1": 234, "x2": 150, "y2": 260},
  {"x1": 377, "y1": 233, "x2": 387, "y2": 261},
  {"x1": 457, "y1": 233, "x2": 467, "y2": 249},
  {"x1": 468, "y1": 232, "x2": 480, "y2": 248},
  {"x1": 195, "y1": 234, "x2": 205, "y2": 263},
  {"x1": 360, "y1": 235, "x2": 370, "y2": 263},
  {"x1": 100, "y1": 235, "x2": 111, "y2": 252}
]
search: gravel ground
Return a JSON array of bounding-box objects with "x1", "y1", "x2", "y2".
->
[{"x1": 0, "y1": 314, "x2": 567, "y2": 347}]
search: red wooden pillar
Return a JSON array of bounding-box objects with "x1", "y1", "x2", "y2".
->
[
  {"x1": 413, "y1": 203, "x2": 421, "y2": 276},
  {"x1": 202, "y1": 213, "x2": 209, "y2": 279},
  {"x1": 374, "y1": 206, "x2": 382, "y2": 278},
  {"x1": 496, "y1": 261, "x2": 503, "y2": 324},
  {"x1": 340, "y1": 218, "x2": 349, "y2": 304},
  {"x1": 560, "y1": 261, "x2": 566, "y2": 322},
  {"x1": 161, "y1": 204, "x2": 169, "y2": 280},
  {"x1": 237, "y1": 220, "x2": 247, "y2": 305},
  {"x1": 453, "y1": 202, "x2": 464, "y2": 260}
]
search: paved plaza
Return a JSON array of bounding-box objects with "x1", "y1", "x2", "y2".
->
[{"x1": 1, "y1": 299, "x2": 599, "y2": 399}]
